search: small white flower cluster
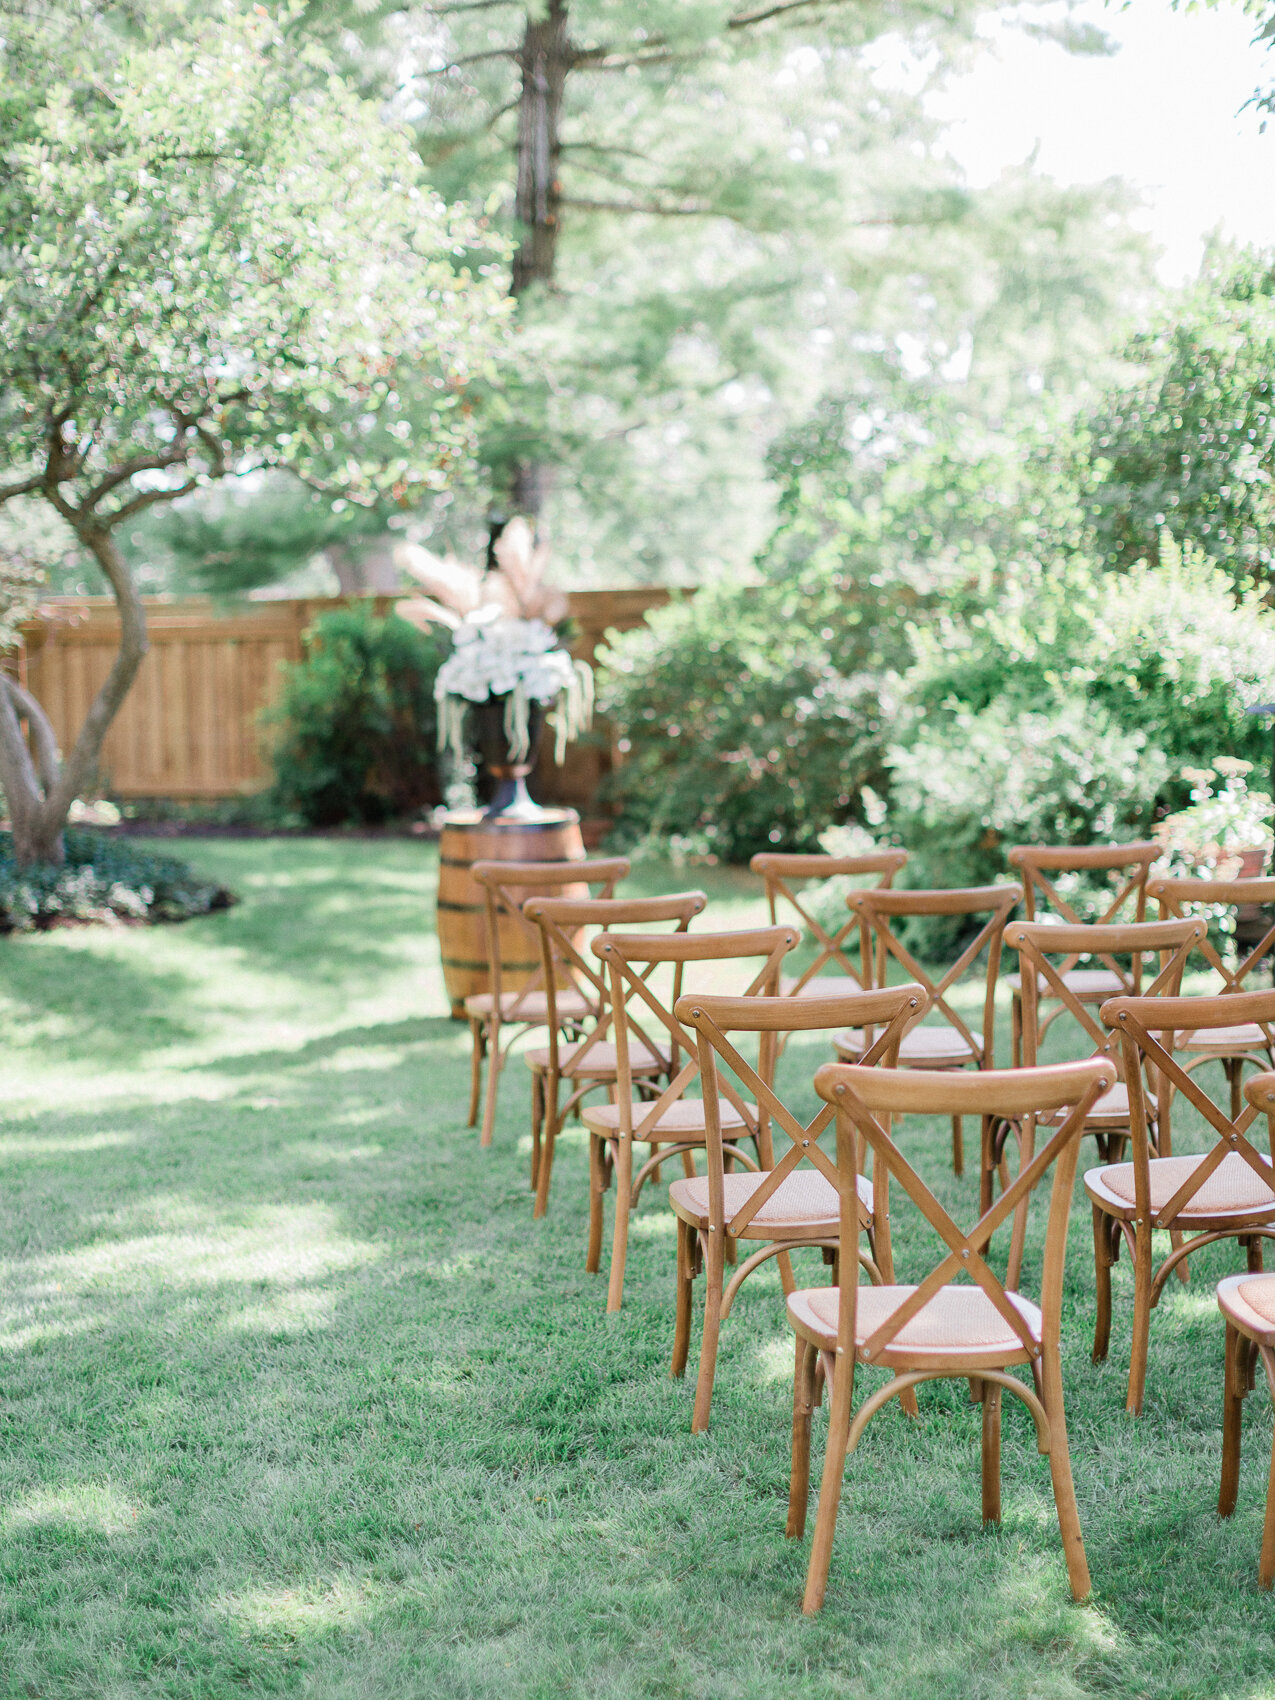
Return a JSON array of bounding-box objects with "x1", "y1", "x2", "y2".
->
[{"x1": 435, "y1": 615, "x2": 594, "y2": 767}]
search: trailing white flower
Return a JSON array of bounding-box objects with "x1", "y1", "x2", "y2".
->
[{"x1": 435, "y1": 617, "x2": 594, "y2": 765}]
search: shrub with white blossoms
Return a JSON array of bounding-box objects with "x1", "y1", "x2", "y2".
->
[{"x1": 435, "y1": 615, "x2": 594, "y2": 766}]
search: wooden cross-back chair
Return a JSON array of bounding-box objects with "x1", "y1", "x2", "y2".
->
[
  {"x1": 787, "y1": 1058, "x2": 1114, "y2": 1615},
  {"x1": 1091, "y1": 988, "x2": 1275, "y2": 1413},
  {"x1": 834, "y1": 885, "x2": 1020, "y2": 1179},
  {"x1": 520, "y1": 891, "x2": 707, "y2": 1220},
  {"x1": 671, "y1": 984, "x2": 925, "y2": 1432},
  {"x1": 1007, "y1": 841, "x2": 1161, "y2": 1064},
  {"x1": 1004, "y1": 917, "x2": 1202, "y2": 1200},
  {"x1": 466, "y1": 856, "x2": 629, "y2": 1147},
  {"x1": 584, "y1": 924, "x2": 800, "y2": 1312},
  {"x1": 750, "y1": 850, "x2": 908, "y2": 999},
  {"x1": 1150, "y1": 874, "x2": 1275, "y2": 1117},
  {"x1": 1215, "y1": 1074, "x2": 1275, "y2": 1590}
]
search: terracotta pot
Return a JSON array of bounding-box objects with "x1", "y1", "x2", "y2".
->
[{"x1": 1233, "y1": 844, "x2": 1271, "y2": 879}]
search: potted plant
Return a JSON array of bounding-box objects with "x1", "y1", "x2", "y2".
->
[{"x1": 1153, "y1": 759, "x2": 1275, "y2": 878}]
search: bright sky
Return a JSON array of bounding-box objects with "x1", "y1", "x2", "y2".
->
[{"x1": 921, "y1": 0, "x2": 1275, "y2": 280}]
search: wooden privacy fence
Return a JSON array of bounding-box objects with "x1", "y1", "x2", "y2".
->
[{"x1": 10, "y1": 589, "x2": 672, "y2": 808}]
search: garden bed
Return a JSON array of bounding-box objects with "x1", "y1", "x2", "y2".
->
[{"x1": 0, "y1": 827, "x2": 235, "y2": 932}]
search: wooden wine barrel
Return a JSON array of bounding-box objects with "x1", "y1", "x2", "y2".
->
[{"x1": 437, "y1": 808, "x2": 587, "y2": 1019}]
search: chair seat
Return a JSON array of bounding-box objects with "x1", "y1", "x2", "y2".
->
[
  {"x1": 781, "y1": 972, "x2": 864, "y2": 999},
  {"x1": 464, "y1": 987, "x2": 593, "y2": 1021},
  {"x1": 582, "y1": 1098, "x2": 755, "y2": 1138},
  {"x1": 670, "y1": 1168, "x2": 868, "y2": 1238},
  {"x1": 1179, "y1": 1023, "x2": 1272, "y2": 1056},
  {"x1": 833, "y1": 1024, "x2": 975, "y2": 1068},
  {"x1": 1007, "y1": 967, "x2": 1125, "y2": 1001},
  {"x1": 523, "y1": 1038, "x2": 664, "y2": 1078},
  {"x1": 788, "y1": 1282, "x2": 1042, "y2": 1368},
  {"x1": 1086, "y1": 1152, "x2": 1275, "y2": 1221},
  {"x1": 1043, "y1": 1081, "x2": 1130, "y2": 1128},
  {"x1": 1217, "y1": 1272, "x2": 1275, "y2": 1342}
]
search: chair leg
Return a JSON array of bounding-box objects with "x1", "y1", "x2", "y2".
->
[
  {"x1": 605, "y1": 1136, "x2": 634, "y2": 1313},
  {"x1": 1220, "y1": 1321, "x2": 1244, "y2": 1519},
  {"x1": 981, "y1": 1382, "x2": 1002, "y2": 1528},
  {"x1": 979, "y1": 1116, "x2": 995, "y2": 1217},
  {"x1": 1011, "y1": 992, "x2": 1022, "y2": 1069},
  {"x1": 466, "y1": 1019, "x2": 484, "y2": 1128},
  {"x1": 1040, "y1": 1346, "x2": 1091, "y2": 1601},
  {"x1": 1228, "y1": 1058, "x2": 1243, "y2": 1124},
  {"x1": 671, "y1": 1218, "x2": 695, "y2": 1379},
  {"x1": 529, "y1": 1070, "x2": 542, "y2": 1192},
  {"x1": 1092, "y1": 1204, "x2": 1114, "y2": 1365},
  {"x1": 951, "y1": 1114, "x2": 963, "y2": 1178},
  {"x1": 586, "y1": 1132, "x2": 607, "y2": 1274},
  {"x1": 1261, "y1": 1419, "x2": 1275, "y2": 1590},
  {"x1": 802, "y1": 1349, "x2": 855, "y2": 1615},
  {"x1": 787, "y1": 1335, "x2": 818, "y2": 1539},
  {"x1": 1127, "y1": 1221, "x2": 1154, "y2": 1415},
  {"x1": 691, "y1": 1232, "x2": 725, "y2": 1432},
  {"x1": 1246, "y1": 1234, "x2": 1266, "y2": 1274},
  {"x1": 533, "y1": 1080, "x2": 560, "y2": 1220},
  {"x1": 479, "y1": 1018, "x2": 502, "y2": 1148}
]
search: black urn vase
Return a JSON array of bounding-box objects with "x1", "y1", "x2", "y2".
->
[{"x1": 470, "y1": 693, "x2": 546, "y2": 820}]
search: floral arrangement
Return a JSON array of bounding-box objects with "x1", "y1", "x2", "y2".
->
[
  {"x1": 1154, "y1": 759, "x2": 1275, "y2": 878},
  {"x1": 393, "y1": 517, "x2": 593, "y2": 770}
]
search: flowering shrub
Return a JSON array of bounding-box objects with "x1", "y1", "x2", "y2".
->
[
  {"x1": 0, "y1": 829, "x2": 233, "y2": 932},
  {"x1": 435, "y1": 616, "x2": 593, "y2": 765},
  {"x1": 1153, "y1": 760, "x2": 1275, "y2": 877}
]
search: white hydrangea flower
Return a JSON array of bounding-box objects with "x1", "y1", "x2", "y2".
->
[{"x1": 436, "y1": 618, "x2": 593, "y2": 765}]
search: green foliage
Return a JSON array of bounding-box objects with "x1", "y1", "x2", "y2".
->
[
  {"x1": 265, "y1": 607, "x2": 448, "y2": 827},
  {"x1": 1086, "y1": 248, "x2": 1275, "y2": 592},
  {"x1": 0, "y1": 828, "x2": 232, "y2": 932}
]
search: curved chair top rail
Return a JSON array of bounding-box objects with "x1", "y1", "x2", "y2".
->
[
  {"x1": 847, "y1": 883, "x2": 1018, "y2": 918},
  {"x1": 522, "y1": 891, "x2": 705, "y2": 926},
  {"x1": 675, "y1": 983, "x2": 926, "y2": 1035},
  {"x1": 749, "y1": 850, "x2": 908, "y2": 879},
  {"x1": 1149, "y1": 874, "x2": 1275, "y2": 904},
  {"x1": 1245, "y1": 1071, "x2": 1275, "y2": 1110},
  {"x1": 1101, "y1": 985, "x2": 1275, "y2": 1033},
  {"x1": 469, "y1": 855, "x2": 629, "y2": 888},
  {"x1": 1008, "y1": 917, "x2": 1204, "y2": 955},
  {"x1": 1007, "y1": 842, "x2": 1161, "y2": 872},
  {"x1": 592, "y1": 924, "x2": 798, "y2": 965},
  {"x1": 814, "y1": 1056, "x2": 1115, "y2": 1119}
]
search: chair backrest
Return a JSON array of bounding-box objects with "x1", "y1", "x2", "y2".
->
[
  {"x1": 1101, "y1": 989, "x2": 1275, "y2": 1226},
  {"x1": 677, "y1": 984, "x2": 926, "y2": 1245},
  {"x1": 1150, "y1": 875, "x2": 1275, "y2": 998},
  {"x1": 1008, "y1": 844, "x2": 1161, "y2": 977},
  {"x1": 590, "y1": 925, "x2": 800, "y2": 1138},
  {"x1": 522, "y1": 892, "x2": 707, "y2": 1075},
  {"x1": 812, "y1": 1059, "x2": 1115, "y2": 1363},
  {"x1": 1010, "y1": 917, "x2": 1204, "y2": 1071},
  {"x1": 470, "y1": 855, "x2": 630, "y2": 1020},
  {"x1": 846, "y1": 885, "x2": 1020, "y2": 1066},
  {"x1": 750, "y1": 850, "x2": 908, "y2": 995}
]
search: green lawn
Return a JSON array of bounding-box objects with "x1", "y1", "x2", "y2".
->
[{"x1": 1, "y1": 838, "x2": 1272, "y2": 1699}]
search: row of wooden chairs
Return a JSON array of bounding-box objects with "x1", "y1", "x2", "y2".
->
[{"x1": 450, "y1": 842, "x2": 1275, "y2": 1605}]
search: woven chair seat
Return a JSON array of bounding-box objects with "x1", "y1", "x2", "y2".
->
[
  {"x1": 464, "y1": 987, "x2": 593, "y2": 1021},
  {"x1": 788, "y1": 1282, "x2": 1042, "y2": 1366},
  {"x1": 781, "y1": 972, "x2": 863, "y2": 998},
  {"x1": 1217, "y1": 1272, "x2": 1275, "y2": 1340},
  {"x1": 1006, "y1": 967, "x2": 1125, "y2": 1001},
  {"x1": 670, "y1": 1168, "x2": 866, "y2": 1237},
  {"x1": 1086, "y1": 1152, "x2": 1275, "y2": 1220},
  {"x1": 833, "y1": 1024, "x2": 974, "y2": 1068},
  {"x1": 1179, "y1": 1023, "x2": 1271, "y2": 1055},
  {"x1": 523, "y1": 1038, "x2": 664, "y2": 1078},
  {"x1": 582, "y1": 1098, "x2": 754, "y2": 1138},
  {"x1": 1042, "y1": 1081, "x2": 1129, "y2": 1128}
]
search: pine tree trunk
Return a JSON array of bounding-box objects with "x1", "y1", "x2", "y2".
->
[{"x1": 510, "y1": 0, "x2": 569, "y2": 518}]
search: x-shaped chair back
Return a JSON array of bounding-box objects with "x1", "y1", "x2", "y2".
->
[
  {"x1": 846, "y1": 885, "x2": 1020, "y2": 1067},
  {"x1": 1008, "y1": 843, "x2": 1161, "y2": 984},
  {"x1": 1010, "y1": 918, "x2": 1203, "y2": 1075},
  {"x1": 522, "y1": 892, "x2": 708, "y2": 1080},
  {"x1": 591, "y1": 925, "x2": 800, "y2": 1142},
  {"x1": 1101, "y1": 988, "x2": 1275, "y2": 1230},
  {"x1": 471, "y1": 855, "x2": 629, "y2": 1021},
  {"x1": 812, "y1": 1059, "x2": 1115, "y2": 1366},
  {"x1": 751, "y1": 850, "x2": 908, "y2": 995},
  {"x1": 1150, "y1": 875, "x2": 1275, "y2": 1006},
  {"x1": 679, "y1": 985, "x2": 925, "y2": 1246}
]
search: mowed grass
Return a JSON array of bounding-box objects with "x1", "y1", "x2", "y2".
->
[{"x1": 1, "y1": 837, "x2": 1273, "y2": 1700}]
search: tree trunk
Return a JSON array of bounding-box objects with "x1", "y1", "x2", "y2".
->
[
  {"x1": 0, "y1": 523, "x2": 148, "y2": 869},
  {"x1": 509, "y1": 0, "x2": 569, "y2": 519}
]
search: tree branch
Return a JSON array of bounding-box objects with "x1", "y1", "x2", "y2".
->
[
  {"x1": 0, "y1": 674, "x2": 60, "y2": 796},
  {"x1": 103, "y1": 476, "x2": 200, "y2": 526},
  {"x1": 0, "y1": 667, "x2": 46, "y2": 829},
  {"x1": 728, "y1": 0, "x2": 849, "y2": 26},
  {"x1": 560, "y1": 195, "x2": 715, "y2": 217},
  {"x1": 0, "y1": 472, "x2": 45, "y2": 507},
  {"x1": 421, "y1": 49, "x2": 517, "y2": 76},
  {"x1": 81, "y1": 442, "x2": 190, "y2": 511}
]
